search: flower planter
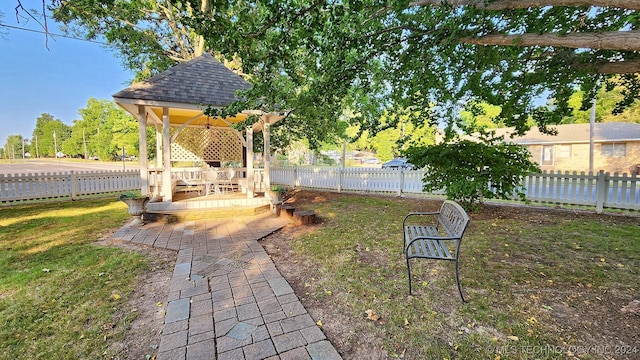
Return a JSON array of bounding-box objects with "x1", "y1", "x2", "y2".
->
[
  {"x1": 266, "y1": 190, "x2": 285, "y2": 204},
  {"x1": 266, "y1": 190, "x2": 287, "y2": 215},
  {"x1": 120, "y1": 196, "x2": 149, "y2": 224}
]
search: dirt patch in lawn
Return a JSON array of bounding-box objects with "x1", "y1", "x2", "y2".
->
[{"x1": 261, "y1": 190, "x2": 640, "y2": 359}]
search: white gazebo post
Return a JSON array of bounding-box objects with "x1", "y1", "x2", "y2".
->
[
  {"x1": 137, "y1": 105, "x2": 149, "y2": 196},
  {"x1": 246, "y1": 126, "x2": 255, "y2": 199},
  {"x1": 161, "y1": 107, "x2": 173, "y2": 201},
  {"x1": 263, "y1": 120, "x2": 271, "y2": 191},
  {"x1": 155, "y1": 124, "x2": 163, "y2": 169}
]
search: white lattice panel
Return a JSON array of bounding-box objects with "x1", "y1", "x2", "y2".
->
[{"x1": 170, "y1": 127, "x2": 243, "y2": 162}]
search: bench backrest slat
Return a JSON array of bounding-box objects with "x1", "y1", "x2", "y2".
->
[{"x1": 438, "y1": 200, "x2": 470, "y2": 238}]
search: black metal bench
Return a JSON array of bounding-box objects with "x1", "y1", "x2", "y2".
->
[{"x1": 403, "y1": 200, "x2": 470, "y2": 302}]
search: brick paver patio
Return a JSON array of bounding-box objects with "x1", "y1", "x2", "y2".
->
[{"x1": 111, "y1": 212, "x2": 341, "y2": 360}]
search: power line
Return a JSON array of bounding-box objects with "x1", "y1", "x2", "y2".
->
[{"x1": 0, "y1": 23, "x2": 107, "y2": 45}]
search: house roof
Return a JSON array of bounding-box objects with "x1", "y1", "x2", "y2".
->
[
  {"x1": 494, "y1": 122, "x2": 640, "y2": 144},
  {"x1": 112, "y1": 53, "x2": 250, "y2": 108}
]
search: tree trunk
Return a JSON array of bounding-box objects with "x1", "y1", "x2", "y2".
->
[{"x1": 194, "y1": 0, "x2": 210, "y2": 57}]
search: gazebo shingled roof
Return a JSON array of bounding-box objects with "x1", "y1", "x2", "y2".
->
[
  {"x1": 113, "y1": 53, "x2": 256, "y2": 128},
  {"x1": 113, "y1": 53, "x2": 250, "y2": 107}
]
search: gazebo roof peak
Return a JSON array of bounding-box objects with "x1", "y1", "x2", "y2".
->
[{"x1": 112, "y1": 53, "x2": 250, "y2": 108}]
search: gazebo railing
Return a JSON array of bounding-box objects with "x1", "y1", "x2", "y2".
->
[{"x1": 147, "y1": 167, "x2": 266, "y2": 197}]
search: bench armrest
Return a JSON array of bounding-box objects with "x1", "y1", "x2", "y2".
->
[
  {"x1": 403, "y1": 212, "x2": 439, "y2": 227},
  {"x1": 407, "y1": 235, "x2": 461, "y2": 241}
]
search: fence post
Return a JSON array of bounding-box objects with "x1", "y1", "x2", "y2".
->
[
  {"x1": 292, "y1": 167, "x2": 298, "y2": 187},
  {"x1": 0, "y1": 174, "x2": 4, "y2": 201},
  {"x1": 595, "y1": 171, "x2": 607, "y2": 214},
  {"x1": 337, "y1": 167, "x2": 343, "y2": 193},
  {"x1": 70, "y1": 171, "x2": 78, "y2": 200},
  {"x1": 397, "y1": 170, "x2": 404, "y2": 196}
]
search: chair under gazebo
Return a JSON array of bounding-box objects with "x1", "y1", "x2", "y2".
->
[{"x1": 112, "y1": 53, "x2": 284, "y2": 215}]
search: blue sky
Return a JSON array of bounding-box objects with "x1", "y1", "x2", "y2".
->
[{"x1": 0, "y1": 1, "x2": 134, "y2": 145}]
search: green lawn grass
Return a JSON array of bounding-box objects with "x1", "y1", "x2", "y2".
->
[
  {"x1": 0, "y1": 199, "x2": 147, "y2": 359},
  {"x1": 279, "y1": 192, "x2": 640, "y2": 359}
]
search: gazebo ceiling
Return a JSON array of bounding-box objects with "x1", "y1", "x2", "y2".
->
[{"x1": 148, "y1": 107, "x2": 248, "y2": 128}]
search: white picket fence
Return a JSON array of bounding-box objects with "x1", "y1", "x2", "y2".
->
[
  {"x1": 0, "y1": 170, "x2": 141, "y2": 204},
  {"x1": 271, "y1": 167, "x2": 640, "y2": 213},
  {"x1": 2, "y1": 167, "x2": 638, "y2": 213}
]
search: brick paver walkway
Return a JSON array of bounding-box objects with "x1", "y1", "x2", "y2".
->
[{"x1": 111, "y1": 212, "x2": 342, "y2": 360}]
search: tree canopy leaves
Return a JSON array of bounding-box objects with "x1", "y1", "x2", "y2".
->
[
  {"x1": 188, "y1": 0, "x2": 640, "y2": 141},
  {"x1": 31, "y1": 113, "x2": 70, "y2": 157},
  {"x1": 60, "y1": 98, "x2": 140, "y2": 160},
  {"x1": 44, "y1": 1, "x2": 640, "y2": 146}
]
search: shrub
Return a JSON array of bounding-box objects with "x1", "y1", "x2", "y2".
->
[{"x1": 404, "y1": 134, "x2": 539, "y2": 210}]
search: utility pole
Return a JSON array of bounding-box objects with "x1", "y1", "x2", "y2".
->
[
  {"x1": 53, "y1": 131, "x2": 58, "y2": 160},
  {"x1": 83, "y1": 129, "x2": 87, "y2": 160},
  {"x1": 35, "y1": 135, "x2": 39, "y2": 158},
  {"x1": 341, "y1": 139, "x2": 346, "y2": 168},
  {"x1": 589, "y1": 98, "x2": 596, "y2": 174}
]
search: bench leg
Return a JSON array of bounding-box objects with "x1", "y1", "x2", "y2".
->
[
  {"x1": 455, "y1": 259, "x2": 466, "y2": 302},
  {"x1": 406, "y1": 258, "x2": 413, "y2": 295}
]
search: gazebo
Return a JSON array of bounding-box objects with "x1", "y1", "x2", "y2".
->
[{"x1": 112, "y1": 53, "x2": 284, "y2": 212}]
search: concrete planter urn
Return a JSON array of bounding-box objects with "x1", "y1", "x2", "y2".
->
[
  {"x1": 266, "y1": 190, "x2": 285, "y2": 204},
  {"x1": 266, "y1": 186, "x2": 288, "y2": 214},
  {"x1": 119, "y1": 192, "x2": 149, "y2": 224}
]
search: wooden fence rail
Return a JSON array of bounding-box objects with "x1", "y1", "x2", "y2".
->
[
  {"x1": 271, "y1": 167, "x2": 640, "y2": 213},
  {"x1": 0, "y1": 170, "x2": 141, "y2": 204}
]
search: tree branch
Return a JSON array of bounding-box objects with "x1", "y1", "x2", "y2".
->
[
  {"x1": 408, "y1": 0, "x2": 640, "y2": 11},
  {"x1": 591, "y1": 59, "x2": 640, "y2": 74},
  {"x1": 462, "y1": 31, "x2": 640, "y2": 51}
]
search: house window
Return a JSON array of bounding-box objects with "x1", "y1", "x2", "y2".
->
[
  {"x1": 559, "y1": 144, "x2": 571, "y2": 158},
  {"x1": 601, "y1": 143, "x2": 627, "y2": 157},
  {"x1": 541, "y1": 145, "x2": 554, "y2": 165}
]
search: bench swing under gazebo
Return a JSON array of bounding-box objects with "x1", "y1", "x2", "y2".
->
[{"x1": 112, "y1": 53, "x2": 285, "y2": 215}]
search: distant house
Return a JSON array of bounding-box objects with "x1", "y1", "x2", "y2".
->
[{"x1": 492, "y1": 122, "x2": 640, "y2": 174}]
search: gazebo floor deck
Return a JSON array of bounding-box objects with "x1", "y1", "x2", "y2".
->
[{"x1": 145, "y1": 191, "x2": 273, "y2": 221}]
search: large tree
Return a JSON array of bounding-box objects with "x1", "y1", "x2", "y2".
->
[
  {"x1": 564, "y1": 83, "x2": 640, "y2": 124},
  {"x1": 61, "y1": 98, "x2": 140, "y2": 160},
  {"x1": 42, "y1": 1, "x2": 640, "y2": 144},
  {"x1": 49, "y1": 0, "x2": 216, "y2": 80},
  {"x1": 31, "y1": 113, "x2": 71, "y2": 157},
  {"x1": 195, "y1": 1, "x2": 640, "y2": 139},
  {"x1": 3, "y1": 135, "x2": 28, "y2": 160}
]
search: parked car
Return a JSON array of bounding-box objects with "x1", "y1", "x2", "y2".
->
[
  {"x1": 364, "y1": 158, "x2": 381, "y2": 164},
  {"x1": 382, "y1": 158, "x2": 414, "y2": 169},
  {"x1": 115, "y1": 155, "x2": 135, "y2": 161}
]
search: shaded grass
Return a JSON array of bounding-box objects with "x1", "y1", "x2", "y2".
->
[
  {"x1": 0, "y1": 199, "x2": 147, "y2": 359},
  {"x1": 279, "y1": 191, "x2": 639, "y2": 359}
]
